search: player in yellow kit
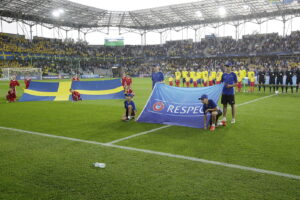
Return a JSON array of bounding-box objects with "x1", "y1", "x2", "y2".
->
[
  {"x1": 185, "y1": 76, "x2": 191, "y2": 87},
  {"x1": 237, "y1": 71, "x2": 243, "y2": 92},
  {"x1": 202, "y1": 69, "x2": 208, "y2": 87},
  {"x1": 181, "y1": 68, "x2": 188, "y2": 87},
  {"x1": 189, "y1": 69, "x2": 196, "y2": 87},
  {"x1": 211, "y1": 69, "x2": 217, "y2": 84},
  {"x1": 208, "y1": 72, "x2": 214, "y2": 86},
  {"x1": 196, "y1": 69, "x2": 203, "y2": 87},
  {"x1": 168, "y1": 76, "x2": 174, "y2": 86},
  {"x1": 239, "y1": 66, "x2": 247, "y2": 79},
  {"x1": 248, "y1": 69, "x2": 255, "y2": 93},
  {"x1": 216, "y1": 69, "x2": 223, "y2": 84},
  {"x1": 175, "y1": 69, "x2": 181, "y2": 87}
]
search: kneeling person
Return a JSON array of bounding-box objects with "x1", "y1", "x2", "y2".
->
[
  {"x1": 122, "y1": 94, "x2": 137, "y2": 121},
  {"x1": 70, "y1": 89, "x2": 82, "y2": 101},
  {"x1": 199, "y1": 94, "x2": 222, "y2": 131},
  {"x1": 6, "y1": 88, "x2": 16, "y2": 103}
]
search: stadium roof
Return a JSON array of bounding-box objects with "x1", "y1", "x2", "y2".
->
[{"x1": 1, "y1": 0, "x2": 300, "y2": 30}]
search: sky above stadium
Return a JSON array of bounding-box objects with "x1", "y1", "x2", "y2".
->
[{"x1": 68, "y1": 0, "x2": 197, "y2": 11}]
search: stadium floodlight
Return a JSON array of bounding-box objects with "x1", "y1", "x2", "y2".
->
[
  {"x1": 52, "y1": 8, "x2": 64, "y2": 18},
  {"x1": 243, "y1": 5, "x2": 250, "y2": 10},
  {"x1": 218, "y1": 6, "x2": 227, "y2": 18},
  {"x1": 195, "y1": 11, "x2": 203, "y2": 18}
]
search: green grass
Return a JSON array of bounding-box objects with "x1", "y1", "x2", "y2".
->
[{"x1": 0, "y1": 78, "x2": 300, "y2": 200}]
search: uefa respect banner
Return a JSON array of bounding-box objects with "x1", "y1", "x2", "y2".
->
[{"x1": 137, "y1": 83, "x2": 224, "y2": 129}]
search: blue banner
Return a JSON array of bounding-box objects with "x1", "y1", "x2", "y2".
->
[{"x1": 137, "y1": 83, "x2": 224, "y2": 129}]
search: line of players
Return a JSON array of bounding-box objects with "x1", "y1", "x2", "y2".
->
[{"x1": 168, "y1": 66, "x2": 300, "y2": 93}]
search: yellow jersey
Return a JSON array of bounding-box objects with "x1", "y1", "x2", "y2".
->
[
  {"x1": 216, "y1": 72, "x2": 223, "y2": 82},
  {"x1": 175, "y1": 71, "x2": 181, "y2": 80},
  {"x1": 202, "y1": 71, "x2": 208, "y2": 79},
  {"x1": 196, "y1": 72, "x2": 202, "y2": 79},
  {"x1": 211, "y1": 71, "x2": 217, "y2": 79},
  {"x1": 237, "y1": 75, "x2": 243, "y2": 82},
  {"x1": 185, "y1": 77, "x2": 190, "y2": 83},
  {"x1": 182, "y1": 71, "x2": 188, "y2": 78},
  {"x1": 240, "y1": 70, "x2": 247, "y2": 78},
  {"x1": 248, "y1": 71, "x2": 255, "y2": 82},
  {"x1": 189, "y1": 71, "x2": 196, "y2": 79},
  {"x1": 168, "y1": 77, "x2": 174, "y2": 82}
]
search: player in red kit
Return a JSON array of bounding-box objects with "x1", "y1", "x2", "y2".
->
[
  {"x1": 24, "y1": 78, "x2": 31, "y2": 89},
  {"x1": 70, "y1": 89, "x2": 82, "y2": 101},
  {"x1": 72, "y1": 75, "x2": 80, "y2": 81},
  {"x1": 124, "y1": 85, "x2": 135, "y2": 97},
  {"x1": 121, "y1": 73, "x2": 127, "y2": 89},
  {"x1": 125, "y1": 75, "x2": 132, "y2": 88},
  {"x1": 9, "y1": 76, "x2": 20, "y2": 94},
  {"x1": 6, "y1": 88, "x2": 16, "y2": 103}
]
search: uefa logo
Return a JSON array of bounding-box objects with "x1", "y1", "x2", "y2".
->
[{"x1": 153, "y1": 102, "x2": 165, "y2": 111}]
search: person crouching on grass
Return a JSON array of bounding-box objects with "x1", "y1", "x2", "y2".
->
[
  {"x1": 199, "y1": 94, "x2": 223, "y2": 132},
  {"x1": 124, "y1": 85, "x2": 135, "y2": 97},
  {"x1": 70, "y1": 89, "x2": 82, "y2": 101},
  {"x1": 122, "y1": 94, "x2": 137, "y2": 121},
  {"x1": 6, "y1": 88, "x2": 16, "y2": 103}
]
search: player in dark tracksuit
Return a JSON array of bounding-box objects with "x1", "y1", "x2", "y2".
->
[
  {"x1": 285, "y1": 66, "x2": 294, "y2": 93},
  {"x1": 296, "y1": 66, "x2": 300, "y2": 93},
  {"x1": 258, "y1": 67, "x2": 266, "y2": 92},
  {"x1": 276, "y1": 68, "x2": 284, "y2": 93},
  {"x1": 269, "y1": 69, "x2": 276, "y2": 93}
]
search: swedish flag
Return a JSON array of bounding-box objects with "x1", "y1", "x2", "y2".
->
[{"x1": 19, "y1": 79, "x2": 124, "y2": 102}]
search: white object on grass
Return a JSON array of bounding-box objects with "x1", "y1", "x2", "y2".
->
[{"x1": 94, "y1": 162, "x2": 106, "y2": 168}]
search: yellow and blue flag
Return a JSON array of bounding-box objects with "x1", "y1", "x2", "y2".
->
[{"x1": 19, "y1": 79, "x2": 124, "y2": 102}]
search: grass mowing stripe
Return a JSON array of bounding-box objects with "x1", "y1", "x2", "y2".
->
[
  {"x1": 107, "y1": 144, "x2": 300, "y2": 180},
  {"x1": 0, "y1": 126, "x2": 299, "y2": 180},
  {"x1": 106, "y1": 125, "x2": 172, "y2": 144}
]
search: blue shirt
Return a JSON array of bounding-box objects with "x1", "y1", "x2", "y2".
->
[
  {"x1": 152, "y1": 72, "x2": 164, "y2": 88},
  {"x1": 202, "y1": 99, "x2": 218, "y2": 114},
  {"x1": 221, "y1": 72, "x2": 237, "y2": 95},
  {"x1": 124, "y1": 100, "x2": 136, "y2": 111}
]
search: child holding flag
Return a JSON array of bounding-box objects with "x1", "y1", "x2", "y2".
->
[
  {"x1": 6, "y1": 88, "x2": 16, "y2": 103},
  {"x1": 122, "y1": 94, "x2": 137, "y2": 121}
]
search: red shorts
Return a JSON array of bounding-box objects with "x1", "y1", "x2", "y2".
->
[
  {"x1": 203, "y1": 82, "x2": 207, "y2": 87},
  {"x1": 169, "y1": 82, "x2": 173, "y2": 86},
  {"x1": 186, "y1": 82, "x2": 190, "y2": 87},
  {"x1": 250, "y1": 82, "x2": 255, "y2": 87},
  {"x1": 216, "y1": 81, "x2": 221, "y2": 84},
  {"x1": 209, "y1": 81, "x2": 213, "y2": 86},
  {"x1": 193, "y1": 81, "x2": 198, "y2": 87},
  {"x1": 175, "y1": 80, "x2": 180, "y2": 86},
  {"x1": 237, "y1": 82, "x2": 242, "y2": 88}
]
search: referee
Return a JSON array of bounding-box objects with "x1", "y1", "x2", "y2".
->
[
  {"x1": 285, "y1": 66, "x2": 294, "y2": 93},
  {"x1": 258, "y1": 67, "x2": 266, "y2": 92},
  {"x1": 151, "y1": 65, "x2": 164, "y2": 89}
]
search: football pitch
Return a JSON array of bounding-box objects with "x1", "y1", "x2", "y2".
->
[{"x1": 0, "y1": 78, "x2": 299, "y2": 200}]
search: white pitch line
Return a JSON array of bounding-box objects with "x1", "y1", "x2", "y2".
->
[
  {"x1": 0, "y1": 126, "x2": 299, "y2": 180},
  {"x1": 236, "y1": 94, "x2": 276, "y2": 107},
  {"x1": 106, "y1": 125, "x2": 171, "y2": 145},
  {"x1": 106, "y1": 93, "x2": 276, "y2": 144}
]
